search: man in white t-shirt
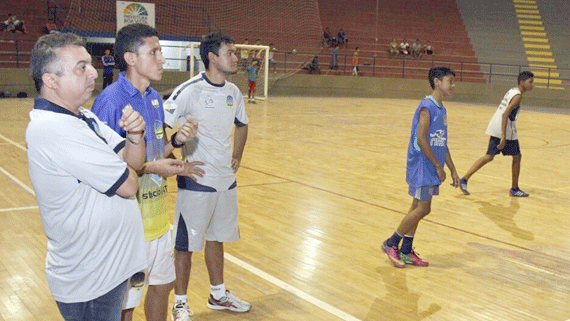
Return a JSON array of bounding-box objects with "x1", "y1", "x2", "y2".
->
[
  {"x1": 165, "y1": 32, "x2": 250, "y2": 321},
  {"x1": 459, "y1": 71, "x2": 535, "y2": 197},
  {"x1": 26, "y1": 32, "x2": 147, "y2": 321}
]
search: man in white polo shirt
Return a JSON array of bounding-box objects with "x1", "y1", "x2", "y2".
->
[
  {"x1": 166, "y1": 32, "x2": 250, "y2": 321},
  {"x1": 26, "y1": 32, "x2": 147, "y2": 321}
]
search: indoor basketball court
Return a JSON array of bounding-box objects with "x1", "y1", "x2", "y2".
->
[{"x1": 1, "y1": 96, "x2": 569, "y2": 320}]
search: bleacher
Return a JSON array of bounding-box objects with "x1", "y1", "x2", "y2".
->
[
  {"x1": 317, "y1": 0, "x2": 486, "y2": 83},
  {"x1": 0, "y1": 0, "x2": 49, "y2": 68}
]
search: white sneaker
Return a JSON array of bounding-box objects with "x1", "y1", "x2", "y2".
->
[
  {"x1": 206, "y1": 290, "x2": 251, "y2": 312},
  {"x1": 172, "y1": 301, "x2": 193, "y2": 321}
]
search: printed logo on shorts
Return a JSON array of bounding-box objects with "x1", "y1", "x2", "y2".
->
[
  {"x1": 226, "y1": 95, "x2": 234, "y2": 108},
  {"x1": 430, "y1": 129, "x2": 446, "y2": 147}
]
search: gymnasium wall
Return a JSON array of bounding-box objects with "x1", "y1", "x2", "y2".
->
[{"x1": 270, "y1": 74, "x2": 570, "y2": 109}]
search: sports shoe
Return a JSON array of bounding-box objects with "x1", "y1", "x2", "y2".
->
[
  {"x1": 510, "y1": 188, "x2": 529, "y2": 197},
  {"x1": 459, "y1": 178, "x2": 470, "y2": 195},
  {"x1": 381, "y1": 240, "x2": 405, "y2": 268},
  {"x1": 172, "y1": 301, "x2": 193, "y2": 321},
  {"x1": 207, "y1": 290, "x2": 251, "y2": 312},
  {"x1": 399, "y1": 251, "x2": 429, "y2": 266}
]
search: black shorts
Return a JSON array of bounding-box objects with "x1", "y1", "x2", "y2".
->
[{"x1": 487, "y1": 136, "x2": 520, "y2": 156}]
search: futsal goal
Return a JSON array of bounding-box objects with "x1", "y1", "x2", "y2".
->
[{"x1": 188, "y1": 42, "x2": 270, "y2": 100}]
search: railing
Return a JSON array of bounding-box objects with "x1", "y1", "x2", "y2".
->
[
  {"x1": 276, "y1": 51, "x2": 570, "y2": 88},
  {"x1": 2, "y1": 42, "x2": 568, "y2": 90}
]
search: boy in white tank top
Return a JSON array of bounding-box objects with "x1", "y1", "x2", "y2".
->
[{"x1": 459, "y1": 71, "x2": 534, "y2": 197}]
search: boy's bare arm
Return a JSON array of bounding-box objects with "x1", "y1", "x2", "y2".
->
[
  {"x1": 498, "y1": 94, "x2": 522, "y2": 149},
  {"x1": 445, "y1": 150, "x2": 459, "y2": 187}
]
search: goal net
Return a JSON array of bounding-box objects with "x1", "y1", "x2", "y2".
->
[
  {"x1": 188, "y1": 42, "x2": 270, "y2": 100},
  {"x1": 61, "y1": 0, "x2": 323, "y2": 94}
]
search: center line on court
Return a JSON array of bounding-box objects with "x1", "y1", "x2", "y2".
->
[{"x1": 226, "y1": 253, "x2": 362, "y2": 321}]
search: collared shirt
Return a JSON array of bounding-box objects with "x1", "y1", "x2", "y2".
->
[
  {"x1": 406, "y1": 96, "x2": 448, "y2": 187},
  {"x1": 164, "y1": 72, "x2": 248, "y2": 192},
  {"x1": 92, "y1": 71, "x2": 169, "y2": 241},
  {"x1": 26, "y1": 98, "x2": 146, "y2": 303}
]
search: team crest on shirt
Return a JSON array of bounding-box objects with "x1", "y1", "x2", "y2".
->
[
  {"x1": 430, "y1": 129, "x2": 446, "y2": 147},
  {"x1": 152, "y1": 99, "x2": 159, "y2": 108},
  {"x1": 154, "y1": 120, "x2": 164, "y2": 139},
  {"x1": 226, "y1": 95, "x2": 234, "y2": 108},
  {"x1": 164, "y1": 102, "x2": 176, "y2": 114}
]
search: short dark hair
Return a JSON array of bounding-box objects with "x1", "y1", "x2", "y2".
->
[
  {"x1": 30, "y1": 32, "x2": 85, "y2": 92},
  {"x1": 428, "y1": 66, "x2": 455, "y2": 89},
  {"x1": 115, "y1": 23, "x2": 159, "y2": 71},
  {"x1": 200, "y1": 32, "x2": 234, "y2": 70},
  {"x1": 517, "y1": 71, "x2": 534, "y2": 84}
]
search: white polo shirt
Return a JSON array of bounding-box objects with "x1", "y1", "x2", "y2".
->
[
  {"x1": 163, "y1": 73, "x2": 248, "y2": 191},
  {"x1": 26, "y1": 98, "x2": 147, "y2": 303}
]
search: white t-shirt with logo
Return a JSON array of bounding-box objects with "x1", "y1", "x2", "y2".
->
[{"x1": 164, "y1": 73, "x2": 248, "y2": 191}]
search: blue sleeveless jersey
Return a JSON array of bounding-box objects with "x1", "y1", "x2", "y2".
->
[{"x1": 406, "y1": 96, "x2": 448, "y2": 187}]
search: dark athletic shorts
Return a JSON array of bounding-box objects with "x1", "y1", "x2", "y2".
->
[{"x1": 487, "y1": 136, "x2": 520, "y2": 156}]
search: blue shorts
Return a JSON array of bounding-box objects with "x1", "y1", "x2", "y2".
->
[
  {"x1": 487, "y1": 136, "x2": 521, "y2": 156},
  {"x1": 409, "y1": 185, "x2": 439, "y2": 201}
]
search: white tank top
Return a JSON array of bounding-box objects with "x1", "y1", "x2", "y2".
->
[{"x1": 486, "y1": 87, "x2": 521, "y2": 140}]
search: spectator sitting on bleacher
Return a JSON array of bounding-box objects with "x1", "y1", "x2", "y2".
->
[
  {"x1": 389, "y1": 39, "x2": 399, "y2": 58},
  {"x1": 400, "y1": 39, "x2": 410, "y2": 56},
  {"x1": 2, "y1": 14, "x2": 15, "y2": 32},
  {"x1": 412, "y1": 39, "x2": 422, "y2": 59},
  {"x1": 337, "y1": 28, "x2": 347, "y2": 47},
  {"x1": 43, "y1": 21, "x2": 59, "y2": 34},
  {"x1": 303, "y1": 55, "x2": 320, "y2": 74},
  {"x1": 424, "y1": 41, "x2": 433, "y2": 55},
  {"x1": 9, "y1": 16, "x2": 26, "y2": 34}
]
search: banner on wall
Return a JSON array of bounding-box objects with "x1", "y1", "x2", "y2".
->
[{"x1": 116, "y1": 1, "x2": 156, "y2": 30}]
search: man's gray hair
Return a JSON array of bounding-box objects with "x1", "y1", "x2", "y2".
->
[{"x1": 30, "y1": 33, "x2": 86, "y2": 92}]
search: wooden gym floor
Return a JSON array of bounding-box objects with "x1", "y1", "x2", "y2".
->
[{"x1": 0, "y1": 96, "x2": 569, "y2": 321}]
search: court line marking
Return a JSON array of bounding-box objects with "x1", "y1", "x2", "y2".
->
[
  {"x1": 0, "y1": 165, "x2": 35, "y2": 195},
  {"x1": 0, "y1": 133, "x2": 26, "y2": 152},
  {"x1": 0, "y1": 205, "x2": 38, "y2": 212},
  {"x1": 0, "y1": 138, "x2": 361, "y2": 321},
  {"x1": 226, "y1": 253, "x2": 361, "y2": 321}
]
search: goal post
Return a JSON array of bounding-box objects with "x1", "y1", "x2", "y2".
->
[{"x1": 188, "y1": 42, "x2": 270, "y2": 100}]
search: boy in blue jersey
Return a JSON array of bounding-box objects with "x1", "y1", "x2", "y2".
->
[
  {"x1": 382, "y1": 67, "x2": 460, "y2": 268},
  {"x1": 91, "y1": 23, "x2": 203, "y2": 321}
]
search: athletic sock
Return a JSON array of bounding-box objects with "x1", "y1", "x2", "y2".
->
[
  {"x1": 174, "y1": 294, "x2": 187, "y2": 306},
  {"x1": 400, "y1": 235, "x2": 414, "y2": 254},
  {"x1": 386, "y1": 231, "x2": 403, "y2": 247},
  {"x1": 211, "y1": 283, "x2": 227, "y2": 300}
]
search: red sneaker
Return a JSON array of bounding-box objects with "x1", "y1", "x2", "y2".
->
[{"x1": 382, "y1": 240, "x2": 405, "y2": 268}]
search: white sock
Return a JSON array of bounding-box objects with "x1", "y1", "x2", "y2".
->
[
  {"x1": 210, "y1": 283, "x2": 226, "y2": 300},
  {"x1": 174, "y1": 294, "x2": 187, "y2": 305}
]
